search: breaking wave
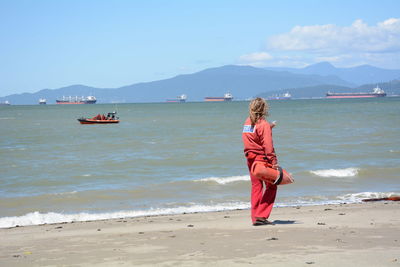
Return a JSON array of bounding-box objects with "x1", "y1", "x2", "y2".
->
[
  {"x1": 195, "y1": 175, "x2": 249, "y2": 184},
  {"x1": 338, "y1": 192, "x2": 400, "y2": 202},
  {"x1": 50, "y1": 191, "x2": 78, "y2": 196},
  {"x1": 310, "y1": 167, "x2": 359, "y2": 177},
  {"x1": 2, "y1": 191, "x2": 398, "y2": 228},
  {"x1": 0, "y1": 202, "x2": 250, "y2": 228}
]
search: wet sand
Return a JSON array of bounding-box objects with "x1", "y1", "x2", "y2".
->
[{"x1": 0, "y1": 202, "x2": 399, "y2": 266}]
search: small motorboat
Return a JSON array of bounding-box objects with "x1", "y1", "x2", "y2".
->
[{"x1": 78, "y1": 112, "x2": 119, "y2": 124}]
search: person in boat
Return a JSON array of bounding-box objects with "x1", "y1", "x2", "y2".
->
[
  {"x1": 242, "y1": 97, "x2": 278, "y2": 226},
  {"x1": 106, "y1": 112, "x2": 116, "y2": 120},
  {"x1": 109, "y1": 112, "x2": 116, "y2": 120},
  {"x1": 93, "y1": 114, "x2": 102, "y2": 120}
]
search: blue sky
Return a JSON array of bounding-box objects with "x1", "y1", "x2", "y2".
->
[{"x1": 1, "y1": 0, "x2": 400, "y2": 96}]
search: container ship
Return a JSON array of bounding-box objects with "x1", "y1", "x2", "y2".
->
[
  {"x1": 204, "y1": 93, "x2": 233, "y2": 102},
  {"x1": 326, "y1": 86, "x2": 386, "y2": 99},
  {"x1": 267, "y1": 92, "x2": 292, "y2": 100},
  {"x1": 166, "y1": 94, "x2": 187, "y2": 103},
  {"x1": 56, "y1": 96, "x2": 97, "y2": 104}
]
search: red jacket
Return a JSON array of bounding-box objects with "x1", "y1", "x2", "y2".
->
[{"x1": 242, "y1": 117, "x2": 277, "y2": 165}]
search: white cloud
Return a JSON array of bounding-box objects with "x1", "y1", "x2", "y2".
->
[
  {"x1": 238, "y1": 52, "x2": 273, "y2": 66},
  {"x1": 267, "y1": 18, "x2": 400, "y2": 53},
  {"x1": 237, "y1": 18, "x2": 400, "y2": 69},
  {"x1": 240, "y1": 52, "x2": 273, "y2": 62},
  {"x1": 315, "y1": 56, "x2": 341, "y2": 62}
]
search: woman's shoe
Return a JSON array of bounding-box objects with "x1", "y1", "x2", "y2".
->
[{"x1": 252, "y1": 219, "x2": 274, "y2": 226}]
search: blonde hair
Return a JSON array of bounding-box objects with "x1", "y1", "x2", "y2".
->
[{"x1": 249, "y1": 97, "x2": 268, "y2": 126}]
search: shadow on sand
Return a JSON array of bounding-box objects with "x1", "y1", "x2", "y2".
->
[{"x1": 272, "y1": 220, "x2": 297, "y2": 225}]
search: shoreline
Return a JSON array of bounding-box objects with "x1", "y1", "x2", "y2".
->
[
  {"x1": 1, "y1": 201, "x2": 399, "y2": 266},
  {"x1": 2, "y1": 191, "x2": 397, "y2": 229}
]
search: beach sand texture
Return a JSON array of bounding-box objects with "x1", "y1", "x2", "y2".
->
[{"x1": 0, "y1": 202, "x2": 399, "y2": 266}]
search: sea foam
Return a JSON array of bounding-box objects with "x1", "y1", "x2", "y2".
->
[
  {"x1": 0, "y1": 202, "x2": 250, "y2": 228},
  {"x1": 195, "y1": 175, "x2": 249, "y2": 184},
  {"x1": 338, "y1": 192, "x2": 399, "y2": 203},
  {"x1": 50, "y1": 191, "x2": 78, "y2": 196},
  {"x1": 310, "y1": 167, "x2": 359, "y2": 177},
  {"x1": 2, "y1": 191, "x2": 398, "y2": 228}
]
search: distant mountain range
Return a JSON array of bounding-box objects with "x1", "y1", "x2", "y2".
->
[
  {"x1": 1, "y1": 62, "x2": 400, "y2": 104},
  {"x1": 265, "y1": 62, "x2": 400, "y2": 86},
  {"x1": 257, "y1": 80, "x2": 400, "y2": 99}
]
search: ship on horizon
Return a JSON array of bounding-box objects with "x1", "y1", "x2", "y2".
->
[
  {"x1": 267, "y1": 92, "x2": 292, "y2": 100},
  {"x1": 56, "y1": 95, "x2": 97, "y2": 104},
  {"x1": 204, "y1": 92, "x2": 233, "y2": 102},
  {"x1": 39, "y1": 98, "x2": 46, "y2": 105},
  {"x1": 326, "y1": 86, "x2": 386, "y2": 99},
  {"x1": 0, "y1": 100, "x2": 10, "y2": 106},
  {"x1": 166, "y1": 94, "x2": 187, "y2": 103}
]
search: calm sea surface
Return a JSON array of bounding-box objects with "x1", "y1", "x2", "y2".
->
[{"x1": 1, "y1": 98, "x2": 399, "y2": 227}]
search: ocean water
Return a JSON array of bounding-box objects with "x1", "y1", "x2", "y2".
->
[{"x1": 1, "y1": 98, "x2": 399, "y2": 227}]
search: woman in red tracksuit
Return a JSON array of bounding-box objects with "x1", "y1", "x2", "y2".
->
[{"x1": 242, "y1": 97, "x2": 278, "y2": 226}]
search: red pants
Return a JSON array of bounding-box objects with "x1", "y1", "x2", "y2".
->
[{"x1": 247, "y1": 157, "x2": 277, "y2": 223}]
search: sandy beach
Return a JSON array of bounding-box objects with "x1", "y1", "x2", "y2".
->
[{"x1": 0, "y1": 202, "x2": 399, "y2": 266}]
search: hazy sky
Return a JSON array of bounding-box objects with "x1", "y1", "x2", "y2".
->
[{"x1": 1, "y1": 0, "x2": 400, "y2": 96}]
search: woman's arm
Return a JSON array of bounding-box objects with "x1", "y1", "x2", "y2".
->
[{"x1": 260, "y1": 121, "x2": 278, "y2": 165}]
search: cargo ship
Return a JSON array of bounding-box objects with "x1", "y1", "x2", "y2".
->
[
  {"x1": 204, "y1": 93, "x2": 233, "y2": 102},
  {"x1": 166, "y1": 94, "x2": 187, "y2": 103},
  {"x1": 267, "y1": 92, "x2": 292, "y2": 100},
  {"x1": 56, "y1": 95, "x2": 97, "y2": 104},
  {"x1": 39, "y1": 98, "x2": 46, "y2": 105},
  {"x1": 0, "y1": 100, "x2": 10, "y2": 106},
  {"x1": 326, "y1": 86, "x2": 386, "y2": 99}
]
